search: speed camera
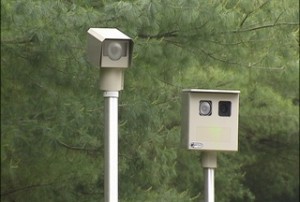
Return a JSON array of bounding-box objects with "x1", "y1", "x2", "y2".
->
[
  {"x1": 181, "y1": 89, "x2": 240, "y2": 151},
  {"x1": 87, "y1": 28, "x2": 134, "y2": 68}
]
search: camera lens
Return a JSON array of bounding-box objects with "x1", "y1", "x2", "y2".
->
[
  {"x1": 107, "y1": 41, "x2": 123, "y2": 61},
  {"x1": 199, "y1": 101, "x2": 212, "y2": 116},
  {"x1": 218, "y1": 101, "x2": 231, "y2": 117}
]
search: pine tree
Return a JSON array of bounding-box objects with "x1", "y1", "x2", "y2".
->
[{"x1": 1, "y1": 0, "x2": 299, "y2": 201}]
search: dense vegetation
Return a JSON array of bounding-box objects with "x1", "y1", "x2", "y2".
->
[{"x1": 1, "y1": 0, "x2": 299, "y2": 201}]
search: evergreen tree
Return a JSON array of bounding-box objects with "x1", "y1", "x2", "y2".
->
[{"x1": 1, "y1": 0, "x2": 299, "y2": 201}]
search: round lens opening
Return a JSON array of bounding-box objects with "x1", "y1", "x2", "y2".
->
[
  {"x1": 200, "y1": 101, "x2": 212, "y2": 116},
  {"x1": 107, "y1": 42, "x2": 122, "y2": 61}
]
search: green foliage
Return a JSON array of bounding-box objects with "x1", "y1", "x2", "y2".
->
[{"x1": 1, "y1": 0, "x2": 299, "y2": 201}]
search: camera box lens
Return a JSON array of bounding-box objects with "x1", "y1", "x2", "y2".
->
[{"x1": 218, "y1": 101, "x2": 231, "y2": 117}]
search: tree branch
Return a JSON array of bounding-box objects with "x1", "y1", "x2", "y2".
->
[
  {"x1": 233, "y1": 22, "x2": 299, "y2": 33},
  {"x1": 199, "y1": 48, "x2": 239, "y2": 65},
  {"x1": 239, "y1": 0, "x2": 271, "y2": 27},
  {"x1": 1, "y1": 34, "x2": 38, "y2": 44},
  {"x1": 138, "y1": 30, "x2": 178, "y2": 39},
  {"x1": 56, "y1": 139, "x2": 100, "y2": 153},
  {"x1": 1, "y1": 183, "x2": 52, "y2": 197}
]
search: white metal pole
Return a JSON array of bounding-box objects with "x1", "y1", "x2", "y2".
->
[
  {"x1": 202, "y1": 152, "x2": 217, "y2": 202},
  {"x1": 204, "y1": 168, "x2": 215, "y2": 202},
  {"x1": 104, "y1": 91, "x2": 119, "y2": 202}
]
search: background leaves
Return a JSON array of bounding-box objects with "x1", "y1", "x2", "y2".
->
[{"x1": 1, "y1": 0, "x2": 299, "y2": 201}]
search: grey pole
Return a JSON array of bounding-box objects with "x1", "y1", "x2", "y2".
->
[
  {"x1": 204, "y1": 168, "x2": 215, "y2": 202},
  {"x1": 104, "y1": 91, "x2": 119, "y2": 202},
  {"x1": 202, "y1": 152, "x2": 217, "y2": 202}
]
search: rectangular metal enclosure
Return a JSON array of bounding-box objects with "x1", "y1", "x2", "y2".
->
[{"x1": 181, "y1": 89, "x2": 240, "y2": 151}]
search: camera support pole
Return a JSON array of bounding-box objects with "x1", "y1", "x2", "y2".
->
[
  {"x1": 100, "y1": 69, "x2": 124, "y2": 202},
  {"x1": 202, "y1": 151, "x2": 217, "y2": 202},
  {"x1": 104, "y1": 91, "x2": 119, "y2": 202}
]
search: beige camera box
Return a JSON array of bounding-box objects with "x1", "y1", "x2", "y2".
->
[{"x1": 181, "y1": 89, "x2": 240, "y2": 151}]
